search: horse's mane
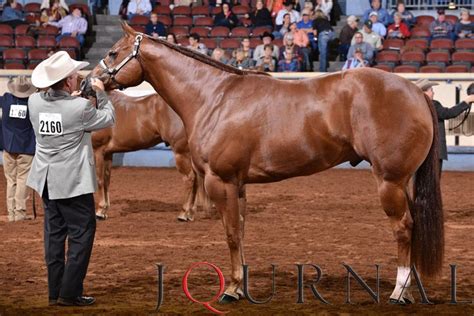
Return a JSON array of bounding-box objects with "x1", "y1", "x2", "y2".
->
[{"x1": 143, "y1": 34, "x2": 270, "y2": 77}]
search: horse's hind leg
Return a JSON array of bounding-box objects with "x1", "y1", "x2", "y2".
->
[
  {"x1": 374, "y1": 173, "x2": 415, "y2": 304},
  {"x1": 205, "y1": 174, "x2": 244, "y2": 302},
  {"x1": 101, "y1": 153, "x2": 113, "y2": 218}
]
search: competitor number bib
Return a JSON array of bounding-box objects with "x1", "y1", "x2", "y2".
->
[
  {"x1": 39, "y1": 113, "x2": 63, "y2": 135},
  {"x1": 9, "y1": 104, "x2": 27, "y2": 119}
]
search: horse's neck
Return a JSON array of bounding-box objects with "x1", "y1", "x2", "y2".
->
[{"x1": 141, "y1": 43, "x2": 233, "y2": 132}]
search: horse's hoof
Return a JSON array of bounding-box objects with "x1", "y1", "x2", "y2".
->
[
  {"x1": 218, "y1": 293, "x2": 239, "y2": 304},
  {"x1": 96, "y1": 213, "x2": 107, "y2": 221},
  {"x1": 389, "y1": 298, "x2": 409, "y2": 305}
]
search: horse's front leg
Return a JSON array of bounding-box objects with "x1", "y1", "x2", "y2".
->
[
  {"x1": 205, "y1": 173, "x2": 244, "y2": 302},
  {"x1": 94, "y1": 149, "x2": 108, "y2": 220}
]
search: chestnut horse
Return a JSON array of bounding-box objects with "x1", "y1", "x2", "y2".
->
[
  {"x1": 87, "y1": 23, "x2": 443, "y2": 304},
  {"x1": 91, "y1": 90, "x2": 209, "y2": 221}
]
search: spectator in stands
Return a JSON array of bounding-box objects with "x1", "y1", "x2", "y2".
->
[
  {"x1": 387, "y1": 12, "x2": 410, "y2": 39},
  {"x1": 214, "y1": 3, "x2": 239, "y2": 29},
  {"x1": 254, "y1": 31, "x2": 280, "y2": 62},
  {"x1": 416, "y1": 79, "x2": 474, "y2": 175},
  {"x1": 342, "y1": 47, "x2": 368, "y2": 70},
  {"x1": 275, "y1": 0, "x2": 301, "y2": 27},
  {"x1": 145, "y1": 13, "x2": 166, "y2": 39},
  {"x1": 187, "y1": 33, "x2": 207, "y2": 55},
  {"x1": 455, "y1": 8, "x2": 473, "y2": 39},
  {"x1": 40, "y1": 0, "x2": 69, "y2": 12},
  {"x1": 248, "y1": 0, "x2": 273, "y2": 28},
  {"x1": 338, "y1": 15, "x2": 359, "y2": 61},
  {"x1": 289, "y1": 22, "x2": 310, "y2": 71},
  {"x1": 268, "y1": 0, "x2": 284, "y2": 19},
  {"x1": 314, "y1": 0, "x2": 332, "y2": 21},
  {"x1": 369, "y1": 12, "x2": 386, "y2": 37},
  {"x1": 40, "y1": 1, "x2": 68, "y2": 26},
  {"x1": 0, "y1": 76, "x2": 36, "y2": 222},
  {"x1": 241, "y1": 37, "x2": 253, "y2": 60},
  {"x1": 0, "y1": 0, "x2": 28, "y2": 27},
  {"x1": 348, "y1": 31, "x2": 374, "y2": 62},
  {"x1": 275, "y1": 13, "x2": 291, "y2": 39},
  {"x1": 278, "y1": 47, "x2": 299, "y2": 72},
  {"x1": 49, "y1": 8, "x2": 88, "y2": 47},
  {"x1": 229, "y1": 48, "x2": 254, "y2": 69},
  {"x1": 312, "y1": 9, "x2": 334, "y2": 72},
  {"x1": 119, "y1": 0, "x2": 130, "y2": 20},
  {"x1": 297, "y1": 9, "x2": 316, "y2": 50},
  {"x1": 363, "y1": 0, "x2": 389, "y2": 26},
  {"x1": 167, "y1": 33, "x2": 177, "y2": 44},
  {"x1": 430, "y1": 9, "x2": 455, "y2": 41},
  {"x1": 211, "y1": 47, "x2": 228, "y2": 64},
  {"x1": 256, "y1": 44, "x2": 277, "y2": 71},
  {"x1": 353, "y1": 20, "x2": 382, "y2": 52},
  {"x1": 391, "y1": 1, "x2": 415, "y2": 28},
  {"x1": 279, "y1": 32, "x2": 304, "y2": 70},
  {"x1": 127, "y1": 0, "x2": 152, "y2": 20}
]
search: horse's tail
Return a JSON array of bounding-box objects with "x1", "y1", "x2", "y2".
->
[
  {"x1": 408, "y1": 93, "x2": 444, "y2": 277},
  {"x1": 195, "y1": 172, "x2": 213, "y2": 216}
]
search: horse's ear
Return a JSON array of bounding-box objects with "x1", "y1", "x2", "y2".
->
[{"x1": 121, "y1": 21, "x2": 135, "y2": 37}]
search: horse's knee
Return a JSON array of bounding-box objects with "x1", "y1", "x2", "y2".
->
[
  {"x1": 226, "y1": 232, "x2": 240, "y2": 249},
  {"x1": 391, "y1": 212, "x2": 413, "y2": 244}
]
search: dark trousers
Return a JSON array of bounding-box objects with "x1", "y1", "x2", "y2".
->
[{"x1": 42, "y1": 187, "x2": 96, "y2": 300}]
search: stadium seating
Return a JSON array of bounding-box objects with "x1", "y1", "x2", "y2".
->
[
  {"x1": 210, "y1": 26, "x2": 230, "y2": 38},
  {"x1": 394, "y1": 65, "x2": 418, "y2": 73},
  {"x1": 15, "y1": 35, "x2": 36, "y2": 51},
  {"x1": 37, "y1": 36, "x2": 57, "y2": 49},
  {"x1": 153, "y1": 6, "x2": 172, "y2": 16},
  {"x1": 383, "y1": 38, "x2": 404, "y2": 50},
  {"x1": 419, "y1": 65, "x2": 443, "y2": 73},
  {"x1": 229, "y1": 26, "x2": 250, "y2": 38},
  {"x1": 376, "y1": 50, "x2": 400, "y2": 66},
  {"x1": 173, "y1": 6, "x2": 192, "y2": 17},
  {"x1": 373, "y1": 64, "x2": 393, "y2": 72},
  {"x1": 190, "y1": 26, "x2": 210, "y2": 38}
]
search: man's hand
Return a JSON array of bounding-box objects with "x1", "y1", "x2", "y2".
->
[
  {"x1": 463, "y1": 95, "x2": 474, "y2": 104},
  {"x1": 71, "y1": 31, "x2": 77, "y2": 37},
  {"x1": 90, "y1": 78, "x2": 105, "y2": 92}
]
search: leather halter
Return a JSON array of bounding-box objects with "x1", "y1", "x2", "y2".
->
[{"x1": 98, "y1": 34, "x2": 144, "y2": 89}]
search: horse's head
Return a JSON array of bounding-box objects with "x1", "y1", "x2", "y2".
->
[{"x1": 85, "y1": 22, "x2": 145, "y2": 96}]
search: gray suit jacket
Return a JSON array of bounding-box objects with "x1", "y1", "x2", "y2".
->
[{"x1": 27, "y1": 90, "x2": 115, "y2": 199}]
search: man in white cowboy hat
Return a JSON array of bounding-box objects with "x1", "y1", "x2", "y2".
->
[
  {"x1": 27, "y1": 51, "x2": 115, "y2": 307},
  {"x1": 0, "y1": 76, "x2": 37, "y2": 222},
  {"x1": 415, "y1": 79, "x2": 474, "y2": 175}
]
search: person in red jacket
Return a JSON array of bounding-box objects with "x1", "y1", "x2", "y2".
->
[{"x1": 387, "y1": 13, "x2": 410, "y2": 39}]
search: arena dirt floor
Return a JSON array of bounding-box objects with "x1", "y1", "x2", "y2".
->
[{"x1": 0, "y1": 167, "x2": 472, "y2": 315}]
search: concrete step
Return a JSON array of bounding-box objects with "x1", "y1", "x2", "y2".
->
[
  {"x1": 90, "y1": 41, "x2": 121, "y2": 48},
  {"x1": 95, "y1": 14, "x2": 123, "y2": 24},
  {"x1": 93, "y1": 24, "x2": 126, "y2": 33},
  {"x1": 94, "y1": 34, "x2": 124, "y2": 43},
  {"x1": 86, "y1": 46, "x2": 109, "y2": 56}
]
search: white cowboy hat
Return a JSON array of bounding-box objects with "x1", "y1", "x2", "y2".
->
[
  {"x1": 7, "y1": 76, "x2": 36, "y2": 98},
  {"x1": 31, "y1": 51, "x2": 89, "y2": 89}
]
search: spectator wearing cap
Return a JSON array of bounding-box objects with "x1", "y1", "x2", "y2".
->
[
  {"x1": 254, "y1": 31, "x2": 280, "y2": 62},
  {"x1": 342, "y1": 47, "x2": 368, "y2": 70},
  {"x1": 312, "y1": 9, "x2": 334, "y2": 72},
  {"x1": 387, "y1": 12, "x2": 410, "y2": 39},
  {"x1": 187, "y1": 33, "x2": 208, "y2": 55},
  {"x1": 247, "y1": 0, "x2": 273, "y2": 28},
  {"x1": 297, "y1": 9, "x2": 316, "y2": 50},
  {"x1": 278, "y1": 47, "x2": 299, "y2": 72},
  {"x1": 338, "y1": 15, "x2": 359, "y2": 61},
  {"x1": 145, "y1": 13, "x2": 166, "y2": 39},
  {"x1": 352, "y1": 20, "x2": 382, "y2": 52},
  {"x1": 363, "y1": 0, "x2": 389, "y2": 26},
  {"x1": 415, "y1": 79, "x2": 474, "y2": 175},
  {"x1": 430, "y1": 9, "x2": 455, "y2": 41},
  {"x1": 454, "y1": 8, "x2": 473, "y2": 39},
  {"x1": 275, "y1": 0, "x2": 301, "y2": 27},
  {"x1": 0, "y1": 76, "x2": 37, "y2": 222},
  {"x1": 214, "y1": 3, "x2": 239, "y2": 29},
  {"x1": 390, "y1": 1, "x2": 415, "y2": 27},
  {"x1": 369, "y1": 11, "x2": 386, "y2": 37},
  {"x1": 348, "y1": 31, "x2": 374, "y2": 62},
  {"x1": 127, "y1": 0, "x2": 152, "y2": 20},
  {"x1": 315, "y1": 0, "x2": 332, "y2": 21},
  {"x1": 48, "y1": 8, "x2": 88, "y2": 47}
]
